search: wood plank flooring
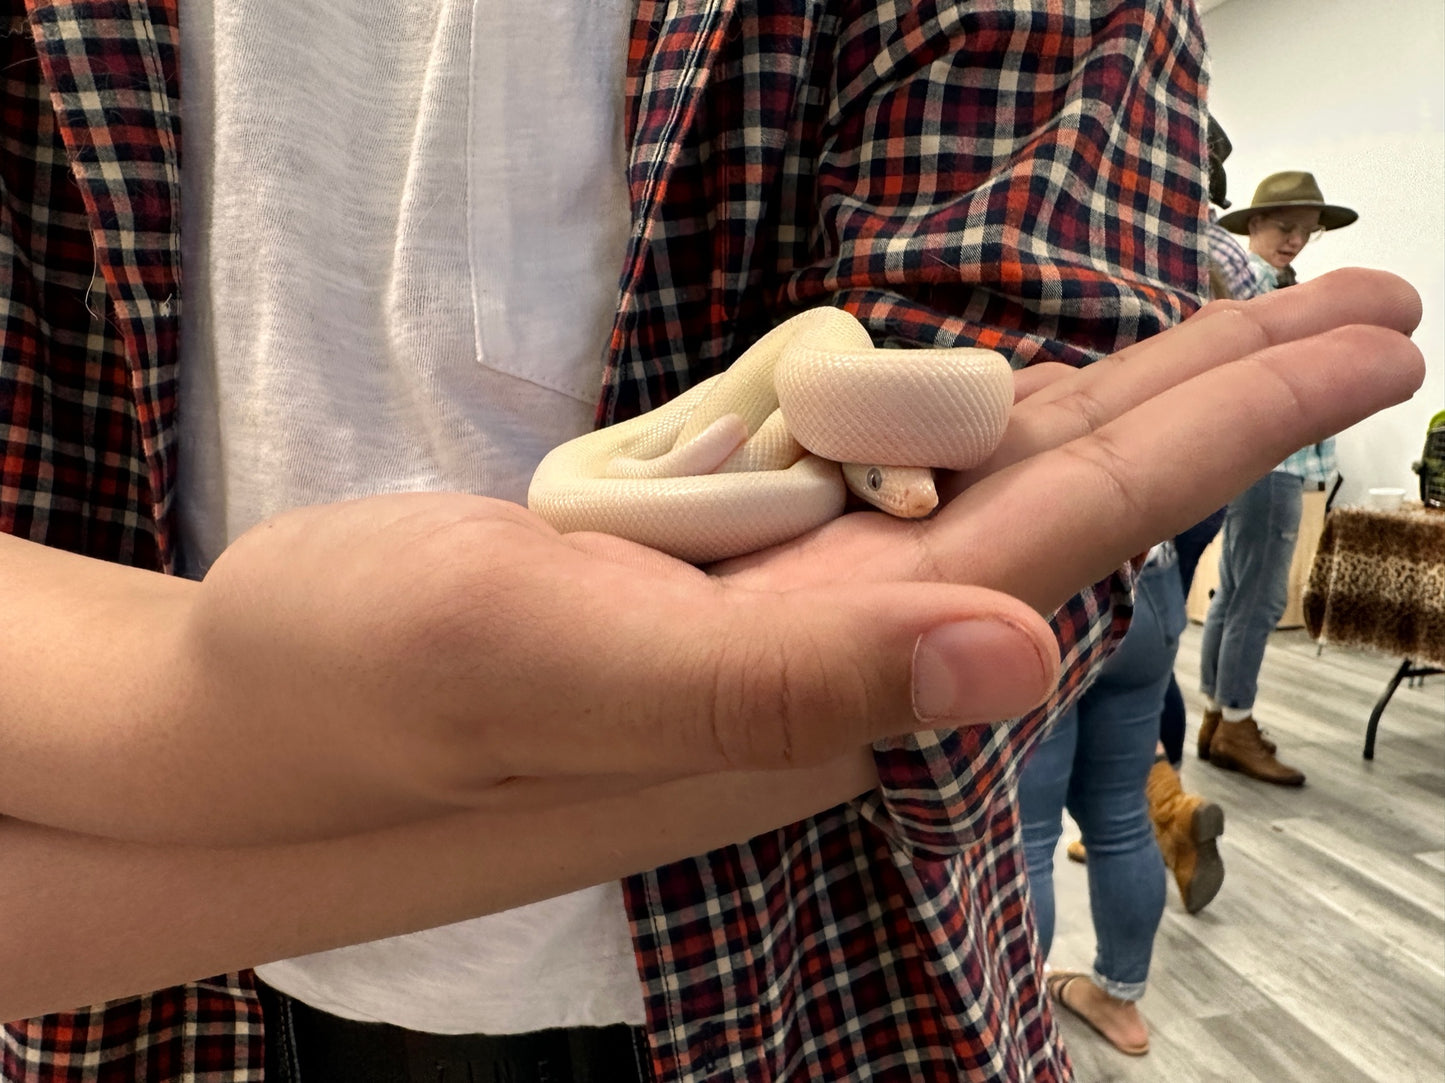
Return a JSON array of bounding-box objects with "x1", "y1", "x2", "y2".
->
[{"x1": 1047, "y1": 625, "x2": 1445, "y2": 1082}]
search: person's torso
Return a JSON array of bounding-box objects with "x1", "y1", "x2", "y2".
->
[{"x1": 177, "y1": 0, "x2": 645, "y2": 1033}]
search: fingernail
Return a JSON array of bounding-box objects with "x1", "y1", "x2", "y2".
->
[{"x1": 911, "y1": 620, "x2": 1052, "y2": 723}]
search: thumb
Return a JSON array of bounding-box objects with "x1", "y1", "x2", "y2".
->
[{"x1": 528, "y1": 580, "x2": 1062, "y2": 776}]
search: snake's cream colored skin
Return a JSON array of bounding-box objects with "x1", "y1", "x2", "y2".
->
[{"x1": 528, "y1": 307, "x2": 1014, "y2": 564}]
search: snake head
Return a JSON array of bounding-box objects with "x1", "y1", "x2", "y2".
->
[{"x1": 841, "y1": 463, "x2": 938, "y2": 519}]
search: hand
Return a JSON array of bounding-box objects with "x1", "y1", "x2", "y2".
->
[{"x1": 714, "y1": 268, "x2": 1423, "y2": 611}]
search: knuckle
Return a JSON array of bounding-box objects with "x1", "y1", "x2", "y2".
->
[
  {"x1": 699, "y1": 616, "x2": 866, "y2": 770},
  {"x1": 1055, "y1": 429, "x2": 1147, "y2": 520},
  {"x1": 1235, "y1": 354, "x2": 1310, "y2": 424},
  {"x1": 1195, "y1": 296, "x2": 1248, "y2": 319},
  {"x1": 1050, "y1": 383, "x2": 1112, "y2": 435},
  {"x1": 1201, "y1": 301, "x2": 1273, "y2": 351}
]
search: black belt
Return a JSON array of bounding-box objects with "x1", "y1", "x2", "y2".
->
[{"x1": 257, "y1": 979, "x2": 652, "y2": 1083}]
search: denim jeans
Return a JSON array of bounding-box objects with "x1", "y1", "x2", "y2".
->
[
  {"x1": 1018, "y1": 557, "x2": 1183, "y2": 1001},
  {"x1": 1157, "y1": 506, "x2": 1228, "y2": 764},
  {"x1": 1199, "y1": 470, "x2": 1303, "y2": 711}
]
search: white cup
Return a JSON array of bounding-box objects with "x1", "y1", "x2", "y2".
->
[{"x1": 1367, "y1": 487, "x2": 1406, "y2": 511}]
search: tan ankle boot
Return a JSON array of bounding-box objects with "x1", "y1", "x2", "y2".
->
[
  {"x1": 1198, "y1": 708, "x2": 1274, "y2": 761},
  {"x1": 1196, "y1": 709, "x2": 1221, "y2": 761},
  {"x1": 1146, "y1": 759, "x2": 1225, "y2": 914},
  {"x1": 1207, "y1": 716, "x2": 1304, "y2": 786}
]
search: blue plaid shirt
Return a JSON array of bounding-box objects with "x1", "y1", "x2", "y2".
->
[
  {"x1": 1279, "y1": 440, "x2": 1337, "y2": 485},
  {"x1": 1206, "y1": 214, "x2": 1259, "y2": 301}
]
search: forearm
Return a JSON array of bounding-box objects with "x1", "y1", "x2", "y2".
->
[
  {"x1": 0, "y1": 533, "x2": 205, "y2": 834},
  {"x1": 0, "y1": 748, "x2": 876, "y2": 1022},
  {"x1": 0, "y1": 524, "x2": 473, "y2": 846},
  {"x1": 0, "y1": 503, "x2": 640, "y2": 846},
  {"x1": 0, "y1": 492, "x2": 1057, "y2": 848}
]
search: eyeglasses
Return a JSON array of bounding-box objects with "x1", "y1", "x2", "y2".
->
[{"x1": 1267, "y1": 219, "x2": 1326, "y2": 242}]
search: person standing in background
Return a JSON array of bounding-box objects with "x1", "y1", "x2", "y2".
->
[
  {"x1": 1141, "y1": 116, "x2": 1245, "y2": 916},
  {"x1": 1198, "y1": 172, "x2": 1359, "y2": 785},
  {"x1": 1020, "y1": 541, "x2": 1189, "y2": 1059},
  {"x1": 1072, "y1": 116, "x2": 1242, "y2": 916}
]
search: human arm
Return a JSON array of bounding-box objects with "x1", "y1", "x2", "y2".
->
[
  {"x1": 0, "y1": 749, "x2": 876, "y2": 1023},
  {"x1": 0, "y1": 504, "x2": 1047, "y2": 846},
  {"x1": 0, "y1": 273, "x2": 1425, "y2": 851}
]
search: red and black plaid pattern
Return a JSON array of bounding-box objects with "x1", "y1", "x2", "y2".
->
[
  {"x1": 601, "y1": 0, "x2": 1207, "y2": 422},
  {"x1": 628, "y1": 579, "x2": 1133, "y2": 1081},
  {"x1": 3, "y1": 1, "x2": 1205, "y2": 1080},
  {"x1": 1, "y1": 3, "x2": 158, "y2": 568},
  {"x1": 2, "y1": 3, "x2": 257, "y2": 1081},
  {"x1": 20, "y1": 0, "x2": 184, "y2": 570},
  {"x1": 2, "y1": 977, "x2": 263, "y2": 1083}
]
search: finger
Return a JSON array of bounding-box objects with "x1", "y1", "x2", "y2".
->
[
  {"x1": 450, "y1": 576, "x2": 1062, "y2": 783},
  {"x1": 1028, "y1": 267, "x2": 1421, "y2": 411},
  {"x1": 1011, "y1": 362, "x2": 1074, "y2": 403},
  {"x1": 931, "y1": 322, "x2": 1425, "y2": 612},
  {"x1": 1220, "y1": 265, "x2": 1421, "y2": 338},
  {"x1": 947, "y1": 268, "x2": 1422, "y2": 497}
]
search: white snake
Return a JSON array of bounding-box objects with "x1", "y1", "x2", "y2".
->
[{"x1": 528, "y1": 306, "x2": 1014, "y2": 564}]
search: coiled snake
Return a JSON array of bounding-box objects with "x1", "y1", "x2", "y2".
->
[{"x1": 528, "y1": 307, "x2": 1014, "y2": 563}]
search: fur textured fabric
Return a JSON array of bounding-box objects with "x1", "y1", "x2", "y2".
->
[{"x1": 1304, "y1": 504, "x2": 1445, "y2": 667}]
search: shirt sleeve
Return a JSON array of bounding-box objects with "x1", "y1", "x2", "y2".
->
[
  {"x1": 1246, "y1": 251, "x2": 1279, "y2": 294},
  {"x1": 1206, "y1": 219, "x2": 1262, "y2": 301}
]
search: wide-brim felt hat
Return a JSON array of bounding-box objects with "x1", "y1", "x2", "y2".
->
[{"x1": 1218, "y1": 171, "x2": 1358, "y2": 234}]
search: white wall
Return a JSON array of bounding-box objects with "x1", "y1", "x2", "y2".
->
[{"x1": 1202, "y1": 0, "x2": 1445, "y2": 505}]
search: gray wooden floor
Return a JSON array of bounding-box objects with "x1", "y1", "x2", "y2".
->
[{"x1": 1048, "y1": 624, "x2": 1445, "y2": 1082}]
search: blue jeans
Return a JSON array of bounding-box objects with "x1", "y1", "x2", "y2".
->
[
  {"x1": 1018, "y1": 558, "x2": 1183, "y2": 1001},
  {"x1": 1199, "y1": 470, "x2": 1303, "y2": 710},
  {"x1": 1158, "y1": 507, "x2": 1228, "y2": 764}
]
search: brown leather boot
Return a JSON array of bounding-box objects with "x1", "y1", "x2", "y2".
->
[
  {"x1": 1198, "y1": 708, "x2": 1275, "y2": 761},
  {"x1": 1146, "y1": 759, "x2": 1225, "y2": 914},
  {"x1": 1196, "y1": 709, "x2": 1220, "y2": 761},
  {"x1": 1207, "y1": 716, "x2": 1304, "y2": 786}
]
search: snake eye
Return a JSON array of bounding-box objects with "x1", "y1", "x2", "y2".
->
[{"x1": 866, "y1": 467, "x2": 882, "y2": 491}]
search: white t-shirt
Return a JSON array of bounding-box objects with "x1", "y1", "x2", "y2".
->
[{"x1": 176, "y1": 0, "x2": 646, "y2": 1033}]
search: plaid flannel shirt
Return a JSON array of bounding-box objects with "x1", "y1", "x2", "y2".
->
[
  {"x1": 1205, "y1": 213, "x2": 1260, "y2": 302},
  {"x1": 3, "y1": 1, "x2": 1207, "y2": 1080},
  {"x1": 1278, "y1": 440, "x2": 1336, "y2": 486}
]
